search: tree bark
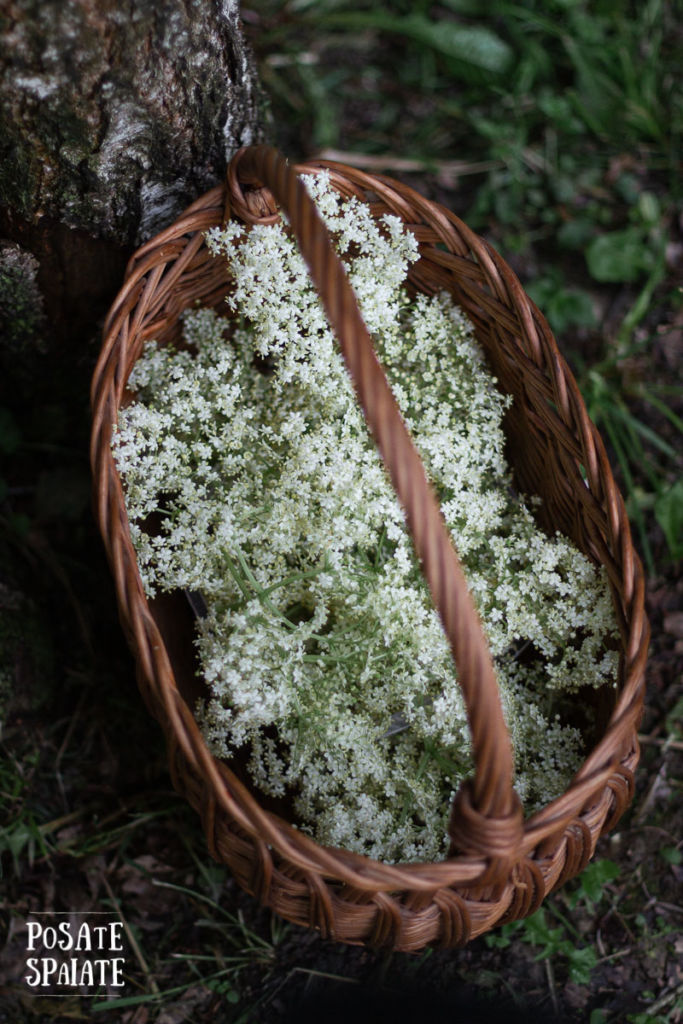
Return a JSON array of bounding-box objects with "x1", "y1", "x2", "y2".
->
[
  {"x1": 0, "y1": 0, "x2": 264, "y2": 346},
  {"x1": 0, "y1": 1, "x2": 265, "y2": 730},
  {"x1": 1, "y1": 0, "x2": 263, "y2": 243}
]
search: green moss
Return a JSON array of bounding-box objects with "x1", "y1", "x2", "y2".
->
[
  {"x1": 0, "y1": 243, "x2": 45, "y2": 352},
  {"x1": 0, "y1": 118, "x2": 40, "y2": 219},
  {"x1": 0, "y1": 100, "x2": 96, "y2": 227}
]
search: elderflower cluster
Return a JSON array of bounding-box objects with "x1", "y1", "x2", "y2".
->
[{"x1": 113, "y1": 173, "x2": 619, "y2": 863}]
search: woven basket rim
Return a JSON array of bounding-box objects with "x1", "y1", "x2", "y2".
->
[{"x1": 90, "y1": 146, "x2": 649, "y2": 949}]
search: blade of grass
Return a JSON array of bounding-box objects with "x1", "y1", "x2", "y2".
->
[
  {"x1": 101, "y1": 874, "x2": 160, "y2": 998},
  {"x1": 639, "y1": 390, "x2": 683, "y2": 436},
  {"x1": 601, "y1": 415, "x2": 654, "y2": 575},
  {"x1": 90, "y1": 966, "x2": 236, "y2": 1012},
  {"x1": 610, "y1": 404, "x2": 678, "y2": 460},
  {"x1": 617, "y1": 240, "x2": 668, "y2": 346}
]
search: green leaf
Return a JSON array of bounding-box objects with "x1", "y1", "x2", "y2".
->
[
  {"x1": 571, "y1": 859, "x2": 620, "y2": 907},
  {"x1": 411, "y1": 20, "x2": 513, "y2": 70},
  {"x1": 485, "y1": 920, "x2": 521, "y2": 948},
  {"x1": 615, "y1": 172, "x2": 641, "y2": 204},
  {"x1": 637, "y1": 191, "x2": 660, "y2": 226},
  {"x1": 321, "y1": 13, "x2": 513, "y2": 74},
  {"x1": 526, "y1": 276, "x2": 596, "y2": 334},
  {"x1": 553, "y1": 288, "x2": 596, "y2": 331},
  {"x1": 586, "y1": 227, "x2": 652, "y2": 282},
  {"x1": 521, "y1": 908, "x2": 562, "y2": 952},
  {"x1": 654, "y1": 480, "x2": 683, "y2": 560},
  {"x1": 665, "y1": 697, "x2": 683, "y2": 739},
  {"x1": 567, "y1": 944, "x2": 598, "y2": 985},
  {"x1": 660, "y1": 846, "x2": 682, "y2": 865},
  {"x1": 558, "y1": 218, "x2": 596, "y2": 250}
]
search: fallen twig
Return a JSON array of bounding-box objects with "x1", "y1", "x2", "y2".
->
[
  {"x1": 315, "y1": 147, "x2": 501, "y2": 177},
  {"x1": 637, "y1": 733, "x2": 683, "y2": 752}
]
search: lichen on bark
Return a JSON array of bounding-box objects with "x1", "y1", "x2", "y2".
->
[
  {"x1": 0, "y1": 241, "x2": 45, "y2": 351},
  {"x1": 0, "y1": 0, "x2": 264, "y2": 244}
]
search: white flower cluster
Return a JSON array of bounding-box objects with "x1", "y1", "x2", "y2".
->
[{"x1": 113, "y1": 173, "x2": 619, "y2": 863}]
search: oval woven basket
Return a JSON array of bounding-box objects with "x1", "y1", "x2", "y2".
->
[{"x1": 91, "y1": 145, "x2": 648, "y2": 951}]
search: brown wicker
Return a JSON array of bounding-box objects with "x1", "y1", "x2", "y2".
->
[{"x1": 91, "y1": 145, "x2": 648, "y2": 951}]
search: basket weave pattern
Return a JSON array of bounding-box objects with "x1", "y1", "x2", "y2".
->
[{"x1": 91, "y1": 146, "x2": 648, "y2": 951}]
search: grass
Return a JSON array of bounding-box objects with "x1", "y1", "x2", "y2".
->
[
  {"x1": 1, "y1": 0, "x2": 682, "y2": 1021},
  {"x1": 0, "y1": 693, "x2": 288, "y2": 1019},
  {"x1": 248, "y1": 0, "x2": 683, "y2": 569}
]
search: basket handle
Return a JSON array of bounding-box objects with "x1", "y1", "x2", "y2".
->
[{"x1": 226, "y1": 145, "x2": 523, "y2": 868}]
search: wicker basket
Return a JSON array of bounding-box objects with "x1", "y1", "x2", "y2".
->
[{"x1": 91, "y1": 145, "x2": 648, "y2": 951}]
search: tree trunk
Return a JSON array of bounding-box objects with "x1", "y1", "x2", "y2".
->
[
  {"x1": 0, "y1": 0, "x2": 264, "y2": 346},
  {"x1": 0, "y1": 2, "x2": 264, "y2": 740}
]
